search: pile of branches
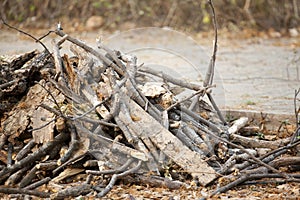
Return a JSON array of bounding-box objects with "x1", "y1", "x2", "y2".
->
[{"x1": 1, "y1": 5, "x2": 300, "y2": 200}]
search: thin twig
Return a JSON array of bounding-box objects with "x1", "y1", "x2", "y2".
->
[
  {"x1": 97, "y1": 42, "x2": 126, "y2": 71},
  {"x1": 203, "y1": 0, "x2": 218, "y2": 87},
  {"x1": 138, "y1": 67, "x2": 203, "y2": 91},
  {"x1": 96, "y1": 160, "x2": 142, "y2": 197},
  {"x1": 86, "y1": 158, "x2": 134, "y2": 175},
  {"x1": 38, "y1": 30, "x2": 55, "y2": 41},
  {"x1": 290, "y1": 126, "x2": 300, "y2": 145},
  {"x1": 166, "y1": 86, "x2": 212, "y2": 111},
  {"x1": 27, "y1": 118, "x2": 57, "y2": 132},
  {"x1": 294, "y1": 88, "x2": 300, "y2": 128},
  {"x1": 70, "y1": 98, "x2": 110, "y2": 120},
  {"x1": 52, "y1": 153, "x2": 88, "y2": 175},
  {"x1": 202, "y1": 170, "x2": 300, "y2": 200},
  {"x1": 207, "y1": 92, "x2": 227, "y2": 125}
]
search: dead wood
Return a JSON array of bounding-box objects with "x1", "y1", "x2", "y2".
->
[
  {"x1": 96, "y1": 160, "x2": 142, "y2": 198},
  {"x1": 0, "y1": 132, "x2": 69, "y2": 183},
  {"x1": 5, "y1": 164, "x2": 32, "y2": 186},
  {"x1": 118, "y1": 95, "x2": 217, "y2": 185},
  {"x1": 15, "y1": 139, "x2": 36, "y2": 161},
  {"x1": 230, "y1": 133, "x2": 291, "y2": 149},
  {"x1": 86, "y1": 158, "x2": 134, "y2": 175},
  {"x1": 55, "y1": 29, "x2": 124, "y2": 76},
  {"x1": 203, "y1": 167, "x2": 268, "y2": 200},
  {"x1": 1, "y1": 6, "x2": 300, "y2": 198},
  {"x1": 19, "y1": 165, "x2": 39, "y2": 188},
  {"x1": 24, "y1": 177, "x2": 52, "y2": 190},
  {"x1": 269, "y1": 156, "x2": 300, "y2": 168},
  {"x1": 138, "y1": 67, "x2": 203, "y2": 91},
  {"x1": 0, "y1": 187, "x2": 50, "y2": 198},
  {"x1": 122, "y1": 174, "x2": 188, "y2": 190},
  {"x1": 50, "y1": 183, "x2": 92, "y2": 200}
]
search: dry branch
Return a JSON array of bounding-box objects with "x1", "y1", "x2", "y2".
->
[
  {"x1": 96, "y1": 160, "x2": 142, "y2": 197},
  {"x1": 123, "y1": 174, "x2": 188, "y2": 190},
  {"x1": 0, "y1": 188, "x2": 49, "y2": 198},
  {"x1": 230, "y1": 134, "x2": 291, "y2": 149},
  {"x1": 50, "y1": 183, "x2": 92, "y2": 200}
]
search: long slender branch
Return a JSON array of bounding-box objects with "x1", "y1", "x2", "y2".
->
[
  {"x1": 294, "y1": 88, "x2": 300, "y2": 128},
  {"x1": 138, "y1": 67, "x2": 203, "y2": 91},
  {"x1": 202, "y1": 0, "x2": 226, "y2": 125},
  {"x1": 203, "y1": 0, "x2": 218, "y2": 87}
]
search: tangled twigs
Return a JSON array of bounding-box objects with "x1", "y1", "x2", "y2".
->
[
  {"x1": 193, "y1": 122, "x2": 289, "y2": 177},
  {"x1": 204, "y1": 166, "x2": 300, "y2": 200},
  {"x1": 0, "y1": 132, "x2": 70, "y2": 183},
  {"x1": 35, "y1": 81, "x2": 64, "y2": 116},
  {"x1": 200, "y1": 129, "x2": 300, "y2": 199}
]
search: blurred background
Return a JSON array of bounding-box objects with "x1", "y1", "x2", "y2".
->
[{"x1": 1, "y1": 0, "x2": 299, "y2": 34}]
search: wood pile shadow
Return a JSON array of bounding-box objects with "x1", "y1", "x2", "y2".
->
[{"x1": 1, "y1": 11, "x2": 300, "y2": 200}]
